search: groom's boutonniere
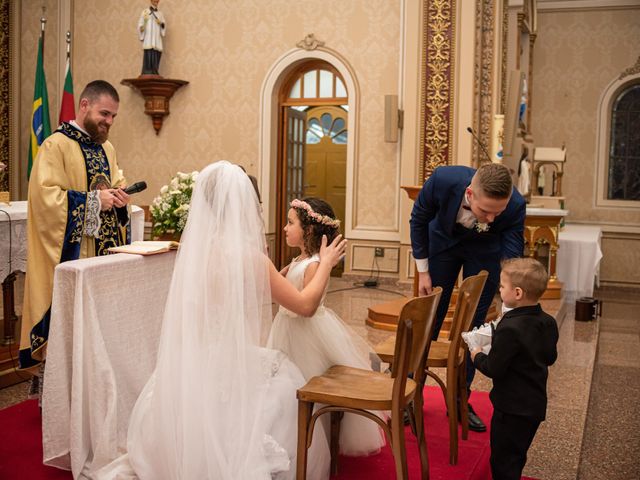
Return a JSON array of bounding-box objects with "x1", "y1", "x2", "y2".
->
[{"x1": 475, "y1": 222, "x2": 490, "y2": 233}]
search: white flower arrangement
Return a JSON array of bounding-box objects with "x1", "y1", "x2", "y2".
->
[{"x1": 150, "y1": 171, "x2": 198, "y2": 237}]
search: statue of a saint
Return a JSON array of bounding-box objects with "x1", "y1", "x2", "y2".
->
[
  {"x1": 517, "y1": 147, "x2": 531, "y2": 196},
  {"x1": 138, "y1": 0, "x2": 166, "y2": 76}
]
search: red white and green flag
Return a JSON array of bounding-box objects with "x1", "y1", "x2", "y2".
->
[{"x1": 58, "y1": 58, "x2": 75, "y2": 124}]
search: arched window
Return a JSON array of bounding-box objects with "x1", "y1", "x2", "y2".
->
[
  {"x1": 608, "y1": 84, "x2": 640, "y2": 200},
  {"x1": 596, "y1": 72, "x2": 640, "y2": 209},
  {"x1": 282, "y1": 62, "x2": 348, "y2": 105}
]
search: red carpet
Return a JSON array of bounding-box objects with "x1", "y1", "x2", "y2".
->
[
  {"x1": 0, "y1": 400, "x2": 71, "y2": 480},
  {"x1": 0, "y1": 387, "x2": 537, "y2": 479}
]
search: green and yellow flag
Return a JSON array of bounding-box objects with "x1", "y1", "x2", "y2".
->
[{"x1": 28, "y1": 35, "x2": 51, "y2": 179}]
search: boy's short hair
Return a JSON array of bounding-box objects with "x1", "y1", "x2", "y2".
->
[
  {"x1": 501, "y1": 257, "x2": 549, "y2": 301},
  {"x1": 474, "y1": 163, "x2": 513, "y2": 199}
]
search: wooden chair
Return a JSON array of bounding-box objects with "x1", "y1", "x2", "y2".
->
[
  {"x1": 374, "y1": 271, "x2": 488, "y2": 465},
  {"x1": 296, "y1": 288, "x2": 442, "y2": 480}
]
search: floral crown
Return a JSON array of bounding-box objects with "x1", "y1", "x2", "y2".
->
[{"x1": 290, "y1": 199, "x2": 341, "y2": 228}]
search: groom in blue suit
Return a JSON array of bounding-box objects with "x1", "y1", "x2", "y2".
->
[{"x1": 410, "y1": 162, "x2": 526, "y2": 432}]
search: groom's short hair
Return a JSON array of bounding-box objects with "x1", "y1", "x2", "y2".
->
[{"x1": 474, "y1": 163, "x2": 513, "y2": 199}]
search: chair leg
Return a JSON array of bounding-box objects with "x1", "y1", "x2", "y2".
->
[
  {"x1": 296, "y1": 400, "x2": 313, "y2": 480},
  {"x1": 413, "y1": 390, "x2": 430, "y2": 480},
  {"x1": 446, "y1": 367, "x2": 458, "y2": 465},
  {"x1": 330, "y1": 411, "x2": 344, "y2": 475},
  {"x1": 459, "y1": 363, "x2": 469, "y2": 441},
  {"x1": 406, "y1": 403, "x2": 417, "y2": 436},
  {"x1": 390, "y1": 409, "x2": 409, "y2": 480}
]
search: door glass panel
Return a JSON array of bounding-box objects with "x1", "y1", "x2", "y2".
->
[
  {"x1": 303, "y1": 70, "x2": 317, "y2": 98},
  {"x1": 331, "y1": 117, "x2": 345, "y2": 134},
  {"x1": 319, "y1": 70, "x2": 333, "y2": 98},
  {"x1": 321, "y1": 113, "x2": 332, "y2": 135},
  {"x1": 308, "y1": 118, "x2": 322, "y2": 138},
  {"x1": 332, "y1": 130, "x2": 348, "y2": 144}
]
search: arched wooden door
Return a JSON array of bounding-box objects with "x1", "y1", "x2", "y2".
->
[{"x1": 276, "y1": 62, "x2": 348, "y2": 269}]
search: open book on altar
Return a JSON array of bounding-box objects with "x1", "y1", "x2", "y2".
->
[{"x1": 108, "y1": 240, "x2": 180, "y2": 255}]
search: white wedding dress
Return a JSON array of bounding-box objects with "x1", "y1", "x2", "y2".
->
[
  {"x1": 268, "y1": 255, "x2": 386, "y2": 456},
  {"x1": 95, "y1": 162, "x2": 329, "y2": 480}
]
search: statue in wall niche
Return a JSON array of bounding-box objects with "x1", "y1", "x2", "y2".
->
[
  {"x1": 517, "y1": 146, "x2": 531, "y2": 197},
  {"x1": 537, "y1": 164, "x2": 546, "y2": 196},
  {"x1": 138, "y1": 0, "x2": 166, "y2": 76}
]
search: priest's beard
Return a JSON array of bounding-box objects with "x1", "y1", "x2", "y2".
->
[{"x1": 84, "y1": 116, "x2": 110, "y2": 144}]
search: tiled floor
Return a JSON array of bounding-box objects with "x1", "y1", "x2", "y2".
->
[{"x1": 2, "y1": 274, "x2": 639, "y2": 478}]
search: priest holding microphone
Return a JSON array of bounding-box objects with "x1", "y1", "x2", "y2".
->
[{"x1": 19, "y1": 80, "x2": 134, "y2": 379}]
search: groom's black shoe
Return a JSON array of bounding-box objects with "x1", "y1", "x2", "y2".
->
[{"x1": 466, "y1": 404, "x2": 486, "y2": 432}]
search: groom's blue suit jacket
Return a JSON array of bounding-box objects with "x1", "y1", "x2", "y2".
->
[{"x1": 410, "y1": 166, "x2": 526, "y2": 275}]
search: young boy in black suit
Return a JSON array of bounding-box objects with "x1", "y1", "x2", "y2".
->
[{"x1": 469, "y1": 257, "x2": 559, "y2": 480}]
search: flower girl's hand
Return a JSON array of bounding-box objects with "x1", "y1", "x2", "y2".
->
[{"x1": 319, "y1": 234, "x2": 347, "y2": 267}]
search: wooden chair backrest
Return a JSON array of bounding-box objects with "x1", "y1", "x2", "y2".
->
[
  {"x1": 391, "y1": 287, "x2": 442, "y2": 384},
  {"x1": 390, "y1": 317, "x2": 414, "y2": 411},
  {"x1": 446, "y1": 270, "x2": 489, "y2": 343}
]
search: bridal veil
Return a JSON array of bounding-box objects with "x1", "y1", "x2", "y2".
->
[{"x1": 126, "y1": 161, "x2": 288, "y2": 479}]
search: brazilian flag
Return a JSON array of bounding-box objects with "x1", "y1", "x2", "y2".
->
[{"x1": 28, "y1": 35, "x2": 51, "y2": 179}]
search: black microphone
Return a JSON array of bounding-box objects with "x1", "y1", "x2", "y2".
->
[
  {"x1": 122, "y1": 181, "x2": 147, "y2": 195},
  {"x1": 466, "y1": 127, "x2": 492, "y2": 162}
]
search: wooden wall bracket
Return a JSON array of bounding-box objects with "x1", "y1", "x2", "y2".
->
[{"x1": 121, "y1": 76, "x2": 189, "y2": 135}]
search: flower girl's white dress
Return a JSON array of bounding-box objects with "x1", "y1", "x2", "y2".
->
[{"x1": 268, "y1": 254, "x2": 386, "y2": 456}]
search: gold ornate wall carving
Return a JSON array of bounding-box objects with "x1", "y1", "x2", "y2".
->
[
  {"x1": 0, "y1": 0, "x2": 9, "y2": 192},
  {"x1": 620, "y1": 55, "x2": 640, "y2": 80},
  {"x1": 500, "y1": 1, "x2": 508, "y2": 115},
  {"x1": 420, "y1": 0, "x2": 456, "y2": 181},
  {"x1": 472, "y1": 0, "x2": 495, "y2": 166}
]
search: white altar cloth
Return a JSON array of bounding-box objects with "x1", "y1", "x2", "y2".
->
[
  {"x1": 42, "y1": 251, "x2": 176, "y2": 479},
  {"x1": 557, "y1": 224, "x2": 603, "y2": 302},
  {"x1": 0, "y1": 201, "x2": 145, "y2": 282}
]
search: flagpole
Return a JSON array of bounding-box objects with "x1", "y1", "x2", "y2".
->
[
  {"x1": 66, "y1": 30, "x2": 71, "y2": 60},
  {"x1": 40, "y1": 6, "x2": 46, "y2": 52}
]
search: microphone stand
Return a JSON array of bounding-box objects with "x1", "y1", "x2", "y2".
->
[{"x1": 466, "y1": 127, "x2": 492, "y2": 163}]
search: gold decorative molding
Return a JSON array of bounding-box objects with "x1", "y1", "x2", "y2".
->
[
  {"x1": 619, "y1": 55, "x2": 640, "y2": 80},
  {"x1": 296, "y1": 34, "x2": 325, "y2": 51},
  {"x1": 500, "y1": 0, "x2": 508, "y2": 115},
  {"x1": 524, "y1": 212, "x2": 563, "y2": 298},
  {"x1": 0, "y1": 0, "x2": 9, "y2": 193},
  {"x1": 420, "y1": 0, "x2": 456, "y2": 181},
  {"x1": 473, "y1": 0, "x2": 495, "y2": 166}
]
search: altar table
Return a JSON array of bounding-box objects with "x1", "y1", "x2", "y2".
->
[
  {"x1": 557, "y1": 224, "x2": 603, "y2": 302},
  {"x1": 42, "y1": 251, "x2": 176, "y2": 478},
  {"x1": 0, "y1": 202, "x2": 145, "y2": 343}
]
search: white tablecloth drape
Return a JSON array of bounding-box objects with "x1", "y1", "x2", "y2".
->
[
  {"x1": 557, "y1": 224, "x2": 603, "y2": 302},
  {"x1": 42, "y1": 251, "x2": 176, "y2": 479},
  {"x1": 0, "y1": 202, "x2": 28, "y2": 282},
  {"x1": 0, "y1": 201, "x2": 145, "y2": 282}
]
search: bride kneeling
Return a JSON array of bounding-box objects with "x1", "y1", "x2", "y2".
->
[{"x1": 99, "y1": 161, "x2": 343, "y2": 479}]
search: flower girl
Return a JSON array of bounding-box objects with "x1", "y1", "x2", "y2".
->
[{"x1": 268, "y1": 197, "x2": 386, "y2": 456}]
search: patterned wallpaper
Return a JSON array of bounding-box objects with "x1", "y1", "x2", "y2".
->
[
  {"x1": 18, "y1": 0, "x2": 60, "y2": 196},
  {"x1": 531, "y1": 8, "x2": 640, "y2": 227},
  {"x1": 16, "y1": 0, "x2": 402, "y2": 232}
]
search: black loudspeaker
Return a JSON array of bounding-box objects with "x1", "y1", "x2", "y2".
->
[{"x1": 575, "y1": 297, "x2": 602, "y2": 321}]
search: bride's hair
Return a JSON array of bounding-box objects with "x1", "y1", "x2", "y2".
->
[{"x1": 292, "y1": 197, "x2": 339, "y2": 255}]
